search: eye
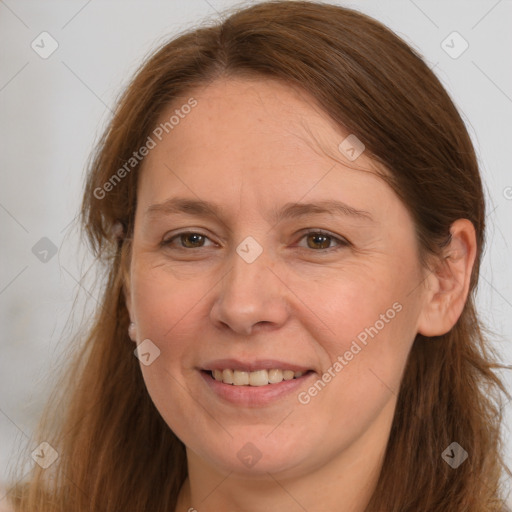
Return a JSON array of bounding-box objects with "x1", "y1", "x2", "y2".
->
[
  {"x1": 161, "y1": 230, "x2": 349, "y2": 251},
  {"x1": 297, "y1": 230, "x2": 349, "y2": 251},
  {"x1": 161, "y1": 231, "x2": 216, "y2": 249}
]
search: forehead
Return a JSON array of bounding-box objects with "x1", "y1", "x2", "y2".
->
[
  {"x1": 162, "y1": 78, "x2": 343, "y2": 158},
  {"x1": 136, "y1": 77, "x2": 392, "y2": 219}
]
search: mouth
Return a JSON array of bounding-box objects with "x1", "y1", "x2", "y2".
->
[
  {"x1": 202, "y1": 368, "x2": 313, "y2": 386},
  {"x1": 198, "y1": 360, "x2": 316, "y2": 407}
]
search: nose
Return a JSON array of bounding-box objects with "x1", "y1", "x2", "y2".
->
[{"x1": 209, "y1": 245, "x2": 290, "y2": 336}]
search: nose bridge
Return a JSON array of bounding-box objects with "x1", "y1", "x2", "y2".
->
[{"x1": 210, "y1": 237, "x2": 289, "y2": 334}]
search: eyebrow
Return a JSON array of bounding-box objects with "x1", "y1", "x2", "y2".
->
[{"x1": 145, "y1": 197, "x2": 374, "y2": 224}]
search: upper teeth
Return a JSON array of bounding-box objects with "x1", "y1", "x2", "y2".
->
[{"x1": 212, "y1": 369, "x2": 305, "y2": 386}]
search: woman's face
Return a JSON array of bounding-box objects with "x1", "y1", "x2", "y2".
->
[{"x1": 126, "y1": 77, "x2": 431, "y2": 478}]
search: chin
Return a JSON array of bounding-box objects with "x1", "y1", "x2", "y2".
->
[{"x1": 194, "y1": 437, "x2": 313, "y2": 479}]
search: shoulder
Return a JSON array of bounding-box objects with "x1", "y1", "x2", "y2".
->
[
  {"x1": 0, "y1": 487, "x2": 14, "y2": 512},
  {"x1": 0, "y1": 500, "x2": 14, "y2": 512}
]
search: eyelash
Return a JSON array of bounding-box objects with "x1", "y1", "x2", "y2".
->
[{"x1": 160, "y1": 229, "x2": 349, "y2": 252}]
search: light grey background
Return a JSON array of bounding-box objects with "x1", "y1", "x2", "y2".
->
[{"x1": 1, "y1": 0, "x2": 511, "y2": 504}]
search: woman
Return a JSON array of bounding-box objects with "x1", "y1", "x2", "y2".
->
[{"x1": 5, "y1": 1, "x2": 510, "y2": 510}]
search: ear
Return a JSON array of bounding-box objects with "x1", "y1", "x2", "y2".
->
[
  {"x1": 417, "y1": 219, "x2": 477, "y2": 337},
  {"x1": 120, "y1": 242, "x2": 134, "y2": 322},
  {"x1": 124, "y1": 278, "x2": 133, "y2": 321}
]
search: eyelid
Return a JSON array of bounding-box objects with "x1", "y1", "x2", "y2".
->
[
  {"x1": 161, "y1": 228, "x2": 350, "y2": 251},
  {"x1": 295, "y1": 229, "x2": 350, "y2": 250},
  {"x1": 161, "y1": 230, "x2": 218, "y2": 248}
]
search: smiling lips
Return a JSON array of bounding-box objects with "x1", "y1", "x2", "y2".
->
[
  {"x1": 200, "y1": 360, "x2": 315, "y2": 406},
  {"x1": 211, "y1": 368, "x2": 306, "y2": 386},
  {"x1": 202, "y1": 359, "x2": 314, "y2": 387}
]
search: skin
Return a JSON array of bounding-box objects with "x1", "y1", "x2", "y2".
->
[{"x1": 125, "y1": 77, "x2": 476, "y2": 512}]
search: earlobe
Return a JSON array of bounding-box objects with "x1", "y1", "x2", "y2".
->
[
  {"x1": 124, "y1": 281, "x2": 135, "y2": 328},
  {"x1": 120, "y1": 237, "x2": 133, "y2": 317},
  {"x1": 124, "y1": 286, "x2": 137, "y2": 343},
  {"x1": 122, "y1": 269, "x2": 132, "y2": 315},
  {"x1": 121, "y1": 249, "x2": 135, "y2": 331},
  {"x1": 417, "y1": 219, "x2": 477, "y2": 337},
  {"x1": 128, "y1": 322, "x2": 137, "y2": 342}
]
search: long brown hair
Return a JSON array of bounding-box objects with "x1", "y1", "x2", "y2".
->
[{"x1": 7, "y1": 1, "x2": 511, "y2": 510}]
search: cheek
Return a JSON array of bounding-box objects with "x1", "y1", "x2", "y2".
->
[
  {"x1": 131, "y1": 259, "x2": 206, "y2": 342},
  {"x1": 130, "y1": 264, "x2": 203, "y2": 435},
  {"x1": 304, "y1": 315, "x2": 414, "y2": 453},
  {"x1": 311, "y1": 263, "x2": 420, "y2": 408},
  {"x1": 311, "y1": 263, "x2": 407, "y2": 346}
]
